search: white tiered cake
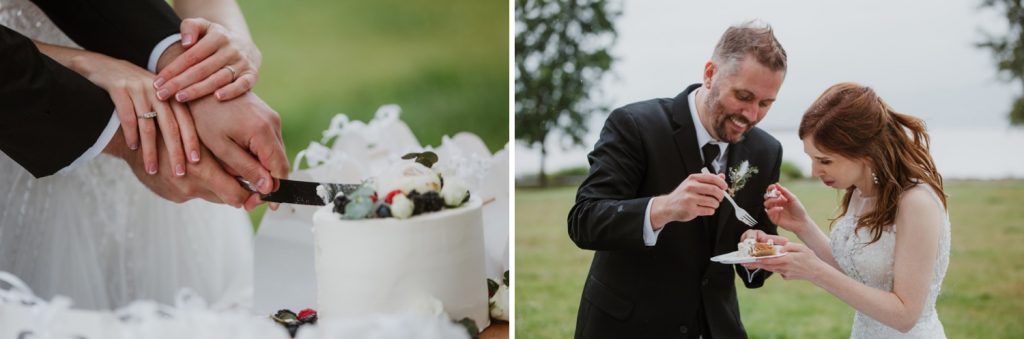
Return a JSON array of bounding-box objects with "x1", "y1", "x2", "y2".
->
[{"x1": 311, "y1": 184, "x2": 490, "y2": 330}]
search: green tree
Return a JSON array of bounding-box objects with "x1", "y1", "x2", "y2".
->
[
  {"x1": 977, "y1": 0, "x2": 1024, "y2": 125},
  {"x1": 515, "y1": 0, "x2": 618, "y2": 186}
]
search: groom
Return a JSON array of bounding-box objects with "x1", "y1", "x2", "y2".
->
[{"x1": 568, "y1": 23, "x2": 787, "y2": 338}]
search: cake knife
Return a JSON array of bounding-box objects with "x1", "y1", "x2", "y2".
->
[{"x1": 236, "y1": 177, "x2": 361, "y2": 206}]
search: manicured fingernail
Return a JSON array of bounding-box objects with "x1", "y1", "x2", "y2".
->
[
  {"x1": 147, "y1": 164, "x2": 157, "y2": 175},
  {"x1": 257, "y1": 178, "x2": 267, "y2": 191},
  {"x1": 214, "y1": 91, "x2": 223, "y2": 100},
  {"x1": 130, "y1": 143, "x2": 138, "y2": 150},
  {"x1": 190, "y1": 150, "x2": 200, "y2": 162},
  {"x1": 175, "y1": 164, "x2": 185, "y2": 176},
  {"x1": 157, "y1": 89, "x2": 169, "y2": 100},
  {"x1": 182, "y1": 34, "x2": 193, "y2": 46},
  {"x1": 153, "y1": 77, "x2": 165, "y2": 88},
  {"x1": 175, "y1": 92, "x2": 188, "y2": 102}
]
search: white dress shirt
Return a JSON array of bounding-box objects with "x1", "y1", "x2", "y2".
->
[
  {"x1": 642, "y1": 88, "x2": 727, "y2": 245},
  {"x1": 56, "y1": 33, "x2": 182, "y2": 175}
]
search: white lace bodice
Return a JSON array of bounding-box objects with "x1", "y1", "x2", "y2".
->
[{"x1": 829, "y1": 185, "x2": 950, "y2": 338}]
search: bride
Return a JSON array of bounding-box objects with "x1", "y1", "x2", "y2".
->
[
  {"x1": 0, "y1": 0, "x2": 261, "y2": 310},
  {"x1": 743, "y1": 82, "x2": 950, "y2": 338}
]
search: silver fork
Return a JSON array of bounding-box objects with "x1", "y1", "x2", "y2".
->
[{"x1": 701, "y1": 167, "x2": 757, "y2": 226}]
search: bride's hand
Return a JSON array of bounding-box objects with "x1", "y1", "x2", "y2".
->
[
  {"x1": 153, "y1": 17, "x2": 261, "y2": 102},
  {"x1": 763, "y1": 183, "x2": 813, "y2": 234},
  {"x1": 744, "y1": 242, "x2": 827, "y2": 282},
  {"x1": 74, "y1": 54, "x2": 200, "y2": 176}
]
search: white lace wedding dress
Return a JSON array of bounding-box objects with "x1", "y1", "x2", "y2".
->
[
  {"x1": 830, "y1": 184, "x2": 950, "y2": 338},
  {"x1": 0, "y1": 0, "x2": 254, "y2": 311}
]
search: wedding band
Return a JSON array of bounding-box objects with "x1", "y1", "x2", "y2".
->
[
  {"x1": 223, "y1": 65, "x2": 237, "y2": 80},
  {"x1": 137, "y1": 111, "x2": 157, "y2": 119}
]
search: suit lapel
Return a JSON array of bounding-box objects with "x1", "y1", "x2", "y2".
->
[{"x1": 670, "y1": 84, "x2": 705, "y2": 178}]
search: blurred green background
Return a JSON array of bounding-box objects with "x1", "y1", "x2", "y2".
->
[
  {"x1": 516, "y1": 179, "x2": 1024, "y2": 338},
  {"x1": 235, "y1": 0, "x2": 509, "y2": 225}
]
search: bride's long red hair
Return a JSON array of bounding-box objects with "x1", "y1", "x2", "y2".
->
[{"x1": 799, "y1": 83, "x2": 947, "y2": 244}]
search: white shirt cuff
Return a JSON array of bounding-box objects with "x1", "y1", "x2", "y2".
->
[
  {"x1": 148, "y1": 33, "x2": 182, "y2": 73},
  {"x1": 642, "y1": 198, "x2": 663, "y2": 246},
  {"x1": 56, "y1": 112, "x2": 119, "y2": 175}
]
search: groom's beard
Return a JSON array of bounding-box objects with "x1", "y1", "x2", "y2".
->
[{"x1": 707, "y1": 88, "x2": 755, "y2": 143}]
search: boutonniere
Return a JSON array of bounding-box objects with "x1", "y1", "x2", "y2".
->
[{"x1": 727, "y1": 160, "x2": 759, "y2": 197}]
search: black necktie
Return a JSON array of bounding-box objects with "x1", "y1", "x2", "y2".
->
[{"x1": 702, "y1": 143, "x2": 720, "y2": 174}]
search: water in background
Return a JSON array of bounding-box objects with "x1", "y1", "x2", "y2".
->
[{"x1": 516, "y1": 128, "x2": 1024, "y2": 180}]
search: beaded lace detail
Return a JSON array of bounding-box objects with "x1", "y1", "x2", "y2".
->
[{"x1": 829, "y1": 185, "x2": 949, "y2": 338}]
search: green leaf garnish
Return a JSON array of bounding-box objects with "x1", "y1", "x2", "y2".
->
[{"x1": 401, "y1": 151, "x2": 439, "y2": 168}]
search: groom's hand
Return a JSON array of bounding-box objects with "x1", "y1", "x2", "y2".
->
[
  {"x1": 650, "y1": 172, "x2": 727, "y2": 230},
  {"x1": 105, "y1": 127, "x2": 251, "y2": 206},
  {"x1": 187, "y1": 92, "x2": 288, "y2": 197}
]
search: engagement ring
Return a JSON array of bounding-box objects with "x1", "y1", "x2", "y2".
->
[{"x1": 137, "y1": 111, "x2": 157, "y2": 119}]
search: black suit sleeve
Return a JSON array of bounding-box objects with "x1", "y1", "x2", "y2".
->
[
  {"x1": 734, "y1": 143, "x2": 783, "y2": 288},
  {"x1": 30, "y1": 0, "x2": 181, "y2": 68},
  {"x1": 567, "y1": 108, "x2": 651, "y2": 251},
  {"x1": 0, "y1": 25, "x2": 115, "y2": 178}
]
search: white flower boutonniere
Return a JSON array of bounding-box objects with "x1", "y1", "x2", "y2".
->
[{"x1": 727, "y1": 160, "x2": 759, "y2": 197}]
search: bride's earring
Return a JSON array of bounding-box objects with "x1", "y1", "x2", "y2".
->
[{"x1": 872, "y1": 171, "x2": 880, "y2": 185}]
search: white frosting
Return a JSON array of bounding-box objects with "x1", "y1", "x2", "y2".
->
[
  {"x1": 738, "y1": 238, "x2": 756, "y2": 256},
  {"x1": 312, "y1": 197, "x2": 489, "y2": 331},
  {"x1": 375, "y1": 162, "x2": 441, "y2": 195}
]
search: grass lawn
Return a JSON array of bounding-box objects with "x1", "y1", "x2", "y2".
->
[
  {"x1": 232, "y1": 0, "x2": 508, "y2": 227},
  {"x1": 515, "y1": 180, "x2": 1024, "y2": 338}
]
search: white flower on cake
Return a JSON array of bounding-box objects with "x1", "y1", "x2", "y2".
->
[
  {"x1": 489, "y1": 283, "x2": 509, "y2": 321},
  {"x1": 390, "y1": 193, "x2": 415, "y2": 219},
  {"x1": 440, "y1": 176, "x2": 471, "y2": 207}
]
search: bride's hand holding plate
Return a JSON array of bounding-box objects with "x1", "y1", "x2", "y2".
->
[{"x1": 744, "y1": 242, "x2": 827, "y2": 282}]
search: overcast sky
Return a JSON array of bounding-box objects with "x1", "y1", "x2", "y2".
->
[
  {"x1": 600, "y1": 0, "x2": 1016, "y2": 131},
  {"x1": 516, "y1": 0, "x2": 1024, "y2": 178}
]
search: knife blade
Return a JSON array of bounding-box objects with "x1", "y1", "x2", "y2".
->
[{"x1": 236, "y1": 177, "x2": 361, "y2": 206}]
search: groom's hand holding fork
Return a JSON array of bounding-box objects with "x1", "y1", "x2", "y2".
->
[{"x1": 648, "y1": 172, "x2": 728, "y2": 231}]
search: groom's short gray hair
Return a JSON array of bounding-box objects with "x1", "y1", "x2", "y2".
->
[{"x1": 712, "y1": 21, "x2": 787, "y2": 76}]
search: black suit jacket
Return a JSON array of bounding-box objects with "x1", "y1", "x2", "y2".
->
[
  {"x1": 0, "y1": 0, "x2": 182, "y2": 177},
  {"x1": 0, "y1": 25, "x2": 113, "y2": 177},
  {"x1": 568, "y1": 84, "x2": 783, "y2": 339}
]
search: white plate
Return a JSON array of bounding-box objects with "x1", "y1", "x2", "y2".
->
[{"x1": 710, "y1": 250, "x2": 787, "y2": 264}]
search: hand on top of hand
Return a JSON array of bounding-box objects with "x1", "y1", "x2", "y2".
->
[{"x1": 154, "y1": 17, "x2": 261, "y2": 103}]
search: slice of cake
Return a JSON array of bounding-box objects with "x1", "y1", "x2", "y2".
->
[
  {"x1": 737, "y1": 238, "x2": 782, "y2": 257},
  {"x1": 312, "y1": 153, "x2": 490, "y2": 331}
]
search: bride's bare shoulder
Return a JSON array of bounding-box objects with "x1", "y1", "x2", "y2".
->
[{"x1": 894, "y1": 184, "x2": 944, "y2": 234}]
